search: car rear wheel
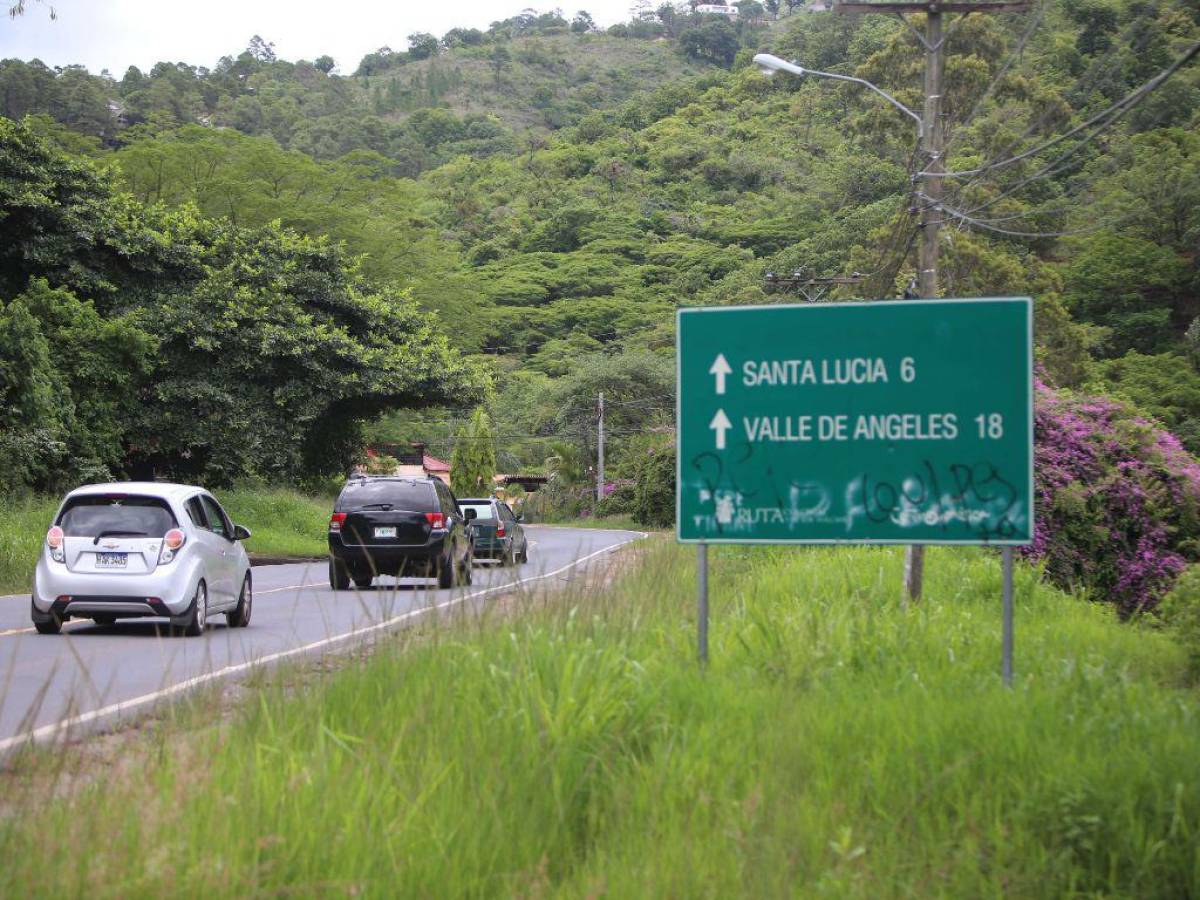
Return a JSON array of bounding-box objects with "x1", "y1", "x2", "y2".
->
[
  {"x1": 181, "y1": 581, "x2": 208, "y2": 637},
  {"x1": 329, "y1": 557, "x2": 350, "y2": 591},
  {"x1": 517, "y1": 541, "x2": 528, "y2": 564},
  {"x1": 501, "y1": 544, "x2": 515, "y2": 567},
  {"x1": 227, "y1": 574, "x2": 252, "y2": 628},
  {"x1": 33, "y1": 605, "x2": 62, "y2": 635}
]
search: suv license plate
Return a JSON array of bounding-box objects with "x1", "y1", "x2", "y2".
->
[
  {"x1": 374, "y1": 527, "x2": 397, "y2": 539},
  {"x1": 96, "y1": 552, "x2": 128, "y2": 568}
]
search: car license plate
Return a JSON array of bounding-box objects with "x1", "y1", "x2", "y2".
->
[
  {"x1": 374, "y1": 527, "x2": 397, "y2": 539},
  {"x1": 96, "y1": 552, "x2": 127, "y2": 568}
]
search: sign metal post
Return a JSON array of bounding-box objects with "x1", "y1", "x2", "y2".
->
[
  {"x1": 676, "y1": 297, "x2": 1034, "y2": 680},
  {"x1": 1002, "y1": 546, "x2": 1014, "y2": 686},
  {"x1": 697, "y1": 543, "x2": 709, "y2": 666}
]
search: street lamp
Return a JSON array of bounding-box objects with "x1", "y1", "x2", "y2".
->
[{"x1": 752, "y1": 53, "x2": 923, "y2": 139}]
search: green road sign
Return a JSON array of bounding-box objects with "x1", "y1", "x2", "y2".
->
[{"x1": 676, "y1": 298, "x2": 1033, "y2": 545}]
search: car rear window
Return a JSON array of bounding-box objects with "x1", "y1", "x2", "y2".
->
[
  {"x1": 336, "y1": 480, "x2": 437, "y2": 511},
  {"x1": 57, "y1": 495, "x2": 177, "y2": 539},
  {"x1": 461, "y1": 503, "x2": 495, "y2": 520}
]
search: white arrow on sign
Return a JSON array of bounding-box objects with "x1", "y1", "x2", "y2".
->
[
  {"x1": 709, "y1": 408, "x2": 732, "y2": 450},
  {"x1": 708, "y1": 353, "x2": 732, "y2": 395}
]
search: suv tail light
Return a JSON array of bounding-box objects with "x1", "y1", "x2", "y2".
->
[
  {"x1": 159, "y1": 528, "x2": 186, "y2": 565},
  {"x1": 496, "y1": 524, "x2": 506, "y2": 538},
  {"x1": 425, "y1": 512, "x2": 446, "y2": 529},
  {"x1": 47, "y1": 526, "x2": 65, "y2": 563},
  {"x1": 329, "y1": 512, "x2": 347, "y2": 533}
]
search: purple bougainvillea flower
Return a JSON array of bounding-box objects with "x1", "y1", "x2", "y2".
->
[{"x1": 1028, "y1": 382, "x2": 1200, "y2": 616}]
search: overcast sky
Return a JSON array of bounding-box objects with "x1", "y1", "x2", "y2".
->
[{"x1": 0, "y1": 1, "x2": 644, "y2": 75}]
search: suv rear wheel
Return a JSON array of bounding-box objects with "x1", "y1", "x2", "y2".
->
[
  {"x1": 437, "y1": 554, "x2": 456, "y2": 589},
  {"x1": 329, "y1": 557, "x2": 350, "y2": 591}
]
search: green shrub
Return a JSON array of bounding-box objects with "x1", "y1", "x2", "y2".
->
[
  {"x1": 1159, "y1": 565, "x2": 1200, "y2": 679},
  {"x1": 632, "y1": 440, "x2": 675, "y2": 528}
]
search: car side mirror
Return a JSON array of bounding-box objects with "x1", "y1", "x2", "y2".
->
[
  {"x1": 515, "y1": 514, "x2": 524, "y2": 523},
  {"x1": 232, "y1": 524, "x2": 252, "y2": 541},
  {"x1": 464, "y1": 508, "x2": 477, "y2": 521}
]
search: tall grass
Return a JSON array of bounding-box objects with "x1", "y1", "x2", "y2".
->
[
  {"x1": 2, "y1": 542, "x2": 1198, "y2": 897},
  {"x1": 0, "y1": 487, "x2": 330, "y2": 594},
  {"x1": 0, "y1": 496, "x2": 58, "y2": 595},
  {"x1": 220, "y1": 486, "x2": 330, "y2": 559}
]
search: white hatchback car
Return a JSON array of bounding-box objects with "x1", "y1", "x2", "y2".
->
[{"x1": 31, "y1": 483, "x2": 253, "y2": 636}]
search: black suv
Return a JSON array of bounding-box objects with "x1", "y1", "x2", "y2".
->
[{"x1": 327, "y1": 476, "x2": 476, "y2": 590}]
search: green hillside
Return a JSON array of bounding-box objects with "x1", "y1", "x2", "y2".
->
[
  {"x1": 361, "y1": 32, "x2": 711, "y2": 132},
  {"x1": 2, "y1": 1, "x2": 1199, "y2": 484}
]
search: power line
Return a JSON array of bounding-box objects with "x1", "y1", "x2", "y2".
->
[
  {"x1": 923, "y1": 39, "x2": 1200, "y2": 183},
  {"x1": 946, "y1": 0, "x2": 1185, "y2": 201},
  {"x1": 941, "y1": 0, "x2": 1049, "y2": 157},
  {"x1": 927, "y1": 193, "x2": 1140, "y2": 239}
]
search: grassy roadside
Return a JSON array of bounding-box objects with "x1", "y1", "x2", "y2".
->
[
  {"x1": 220, "y1": 487, "x2": 330, "y2": 559},
  {"x1": 531, "y1": 514, "x2": 645, "y2": 531},
  {"x1": 3, "y1": 541, "x2": 1198, "y2": 896},
  {"x1": 0, "y1": 487, "x2": 330, "y2": 594},
  {"x1": 0, "y1": 496, "x2": 58, "y2": 596}
]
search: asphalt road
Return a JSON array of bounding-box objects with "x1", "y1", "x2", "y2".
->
[{"x1": 0, "y1": 525, "x2": 643, "y2": 755}]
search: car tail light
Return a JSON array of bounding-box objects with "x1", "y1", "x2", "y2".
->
[
  {"x1": 496, "y1": 525, "x2": 506, "y2": 538},
  {"x1": 425, "y1": 512, "x2": 446, "y2": 529},
  {"x1": 159, "y1": 528, "x2": 186, "y2": 564},
  {"x1": 329, "y1": 512, "x2": 347, "y2": 533},
  {"x1": 47, "y1": 526, "x2": 65, "y2": 563}
]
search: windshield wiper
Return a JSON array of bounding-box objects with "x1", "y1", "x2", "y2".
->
[{"x1": 93, "y1": 530, "x2": 148, "y2": 545}]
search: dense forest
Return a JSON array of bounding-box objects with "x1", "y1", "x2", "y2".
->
[{"x1": 1, "y1": 1, "x2": 1198, "y2": 489}]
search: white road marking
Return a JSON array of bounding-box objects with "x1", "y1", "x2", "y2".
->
[
  {"x1": 0, "y1": 584, "x2": 314, "y2": 637},
  {"x1": 0, "y1": 534, "x2": 646, "y2": 754}
]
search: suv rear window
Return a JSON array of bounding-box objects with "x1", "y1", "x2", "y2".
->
[
  {"x1": 57, "y1": 495, "x2": 177, "y2": 539},
  {"x1": 460, "y1": 503, "x2": 495, "y2": 520},
  {"x1": 336, "y1": 480, "x2": 437, "y2": 512}
]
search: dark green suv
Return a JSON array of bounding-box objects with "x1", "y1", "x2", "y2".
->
[{"x1": 458, "y1": 498, "x2": 527, "y2": 566}]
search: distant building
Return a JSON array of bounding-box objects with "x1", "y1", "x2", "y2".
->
[
  {"x1": 493, "y1": 473, "x2": 548, "y2": 493},
  {"x1": 695, "y1": 3, "x2": 738, "y2": 17},
  {"x1": 107, "y1": 100, "x2": 128, "y2": 128},
  {"x1": 362, "y1": 442, "x2": 451, "y2": 485}
]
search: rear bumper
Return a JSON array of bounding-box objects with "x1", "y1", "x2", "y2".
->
[
  {"x1": 474, "y1": 537, "x2": 512, "y2": 558},
  {"x1": 32, "y1": 596, "x2": 176, "y2": 621},
  {"x1": 328, "y1": 532, "x2": 450, "y2": 574},
  {"x1": 32, "y1": 556, "x2": 198, "y2": 618}
]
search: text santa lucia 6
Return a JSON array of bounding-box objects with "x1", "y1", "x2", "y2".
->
[{"x1": 742, "y1": 357, "x2": 911, "y2": 387}]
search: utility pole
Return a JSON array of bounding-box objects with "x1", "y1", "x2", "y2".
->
[
  {"x1": 903, "y1": 8, "x2": 945, "y2": 604},
  {"x1": 596, "y1": 391, "x2": 605, "y2": 508},
  {"x1": 757, "y1": 3, "x2": 1029, "y2": 603},
  {"x1": 828, "y1": 0, "x2": 1028, "y2": 603}
]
